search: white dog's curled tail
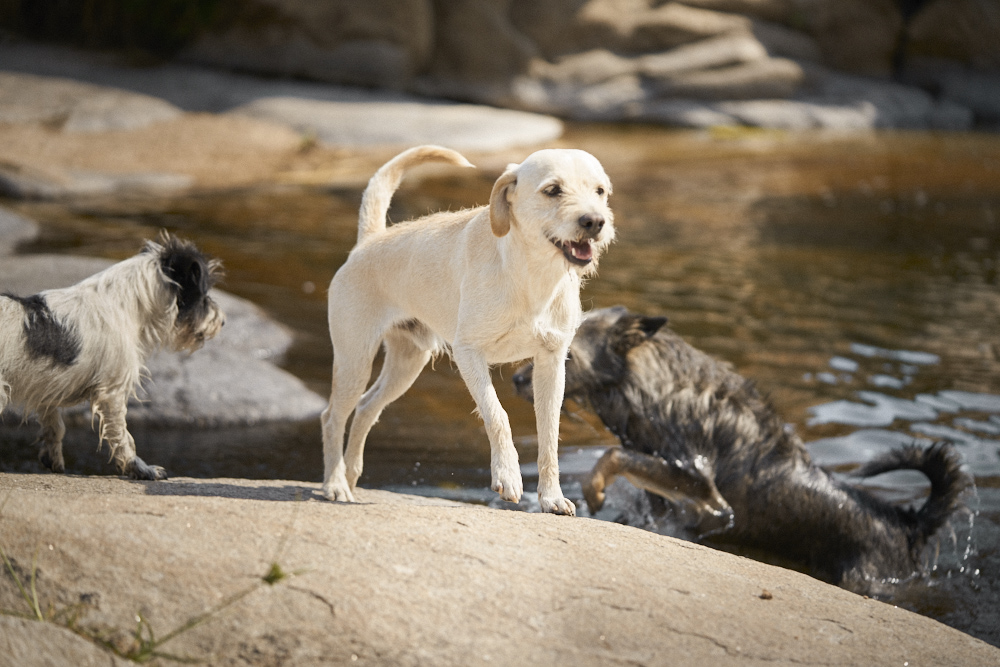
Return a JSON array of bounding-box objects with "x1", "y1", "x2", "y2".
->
[{"x1": 357, "y1": 145, "x2": 474, "y2": 244}]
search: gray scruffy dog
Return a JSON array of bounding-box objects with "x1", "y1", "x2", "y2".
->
[
  {"x1": 1, "y1": 233, "x2": 224, "y2": 480},
  {"x1": 513, "y1": 306, "x2": 971, "y2": 592}
]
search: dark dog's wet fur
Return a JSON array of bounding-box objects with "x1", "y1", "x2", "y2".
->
[{"x1": 513, "y1": 306, "x2": 972, "y2": 593}]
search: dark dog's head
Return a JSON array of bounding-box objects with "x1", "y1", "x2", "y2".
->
[
  {"x1": 513, "y1": 306, "x2": 667, "y2": 404},
  {"x1": 149, "y1": 232, "x2": 225, "y2": 352}
]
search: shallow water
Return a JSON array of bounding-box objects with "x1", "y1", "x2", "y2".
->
[{"x1": 4, "y1": 127, "x2": 1000, "y2": 646}]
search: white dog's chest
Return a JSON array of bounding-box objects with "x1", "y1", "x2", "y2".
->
[{"x1": 479, "y1": 318, "x2": 571, "y2": 364}]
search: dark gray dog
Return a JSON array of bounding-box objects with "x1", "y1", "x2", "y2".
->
[{"x1": 513, "y1": 306, "x2": 971, "y2": 592}]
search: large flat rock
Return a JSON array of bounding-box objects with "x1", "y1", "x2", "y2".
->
[
  {"x1": 0, "y1": 41, "x2": 563, "y2": 153},
  {"x1": 0, "y1": 474, "x2": 996, "y2": 666}
]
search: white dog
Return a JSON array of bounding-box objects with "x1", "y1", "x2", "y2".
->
[
  {"x1": 322, "y1": 145, "x2": 615, "y2": 515},
  {"x1": 0, "y1": 233, "x2": 224, "y2": 479}
]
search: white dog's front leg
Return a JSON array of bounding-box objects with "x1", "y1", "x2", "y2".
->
[
  {"x1": 532, "y1": 349, "x2": 576, "y2": 516},
  {"x1": 453, "y1": 345, "x2": 522, "y2": 503}
]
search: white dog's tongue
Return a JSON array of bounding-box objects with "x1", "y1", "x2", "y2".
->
[{"x1": 568, "y1": 241, "x2": 593, "y2": 261}]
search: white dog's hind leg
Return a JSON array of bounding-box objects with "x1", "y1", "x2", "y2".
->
[
  {"x1": 95, "y1": 399, "x2": 167, "y2": 480},
  {"x1": 322, "y1": 346, "x2": 379, "y2": 502},
  {"x1": 36, "y1": 409, "x2": 67, "y2": 474},
  {"x1": 453, "y1": 345, "x2": 523, "y2": 503},
  {"x1": 344, "y1": 334, "x2": 431, "y2": 488},
  {"x1": 531, "y1": 350, "x2": 576, "y2": 516}
]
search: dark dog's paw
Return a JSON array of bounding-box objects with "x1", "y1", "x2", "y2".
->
[
  {"x1": 38, "y1": 450, "x2": 65, "y2": 474},
  {"x1": 125, "y1": 456, "x2": 168, "y2": 481}
]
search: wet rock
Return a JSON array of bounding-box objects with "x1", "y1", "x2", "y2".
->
[
  {"x1": 0, "y1": 206, "x2": 38, "y2": 255},
  {"x1": 0, "y1": 252, "x2": 324, "y2": 428},
  {"x1": 1, "y1": 474, "x2": 998, "y2": 666},
  {"x1": 0, "y1": 71, "x2": 182, "y2": 131}
]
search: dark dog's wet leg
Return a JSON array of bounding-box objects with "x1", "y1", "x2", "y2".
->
[
  {"x1": 36, "y1": 409, "x2": 66, "y2": 473},
  {"x1": 584, "y1": 448, "x2": 733, "y2": 531}
]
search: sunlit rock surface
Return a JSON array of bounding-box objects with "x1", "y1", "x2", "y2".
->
[{"x1": 0, "y1": 474, "x2": 997, "y2": 666}]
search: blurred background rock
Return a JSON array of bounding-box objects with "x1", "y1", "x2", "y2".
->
[{"x1": 0, "y1": 0, "x2": 997, "y2": 130}]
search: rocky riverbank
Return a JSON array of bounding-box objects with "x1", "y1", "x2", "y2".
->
[{"x1": 2, "y1": 473, "x2": 998, "y2": 666}]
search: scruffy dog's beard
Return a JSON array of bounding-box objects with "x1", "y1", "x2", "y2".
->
[{"x1": 0, "y1": 232, "x2": 224, "y2": 480}]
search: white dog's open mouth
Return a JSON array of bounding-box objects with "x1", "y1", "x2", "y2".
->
[{"x1": 551, "y1": 238, "x2": 593, "y2": 266}]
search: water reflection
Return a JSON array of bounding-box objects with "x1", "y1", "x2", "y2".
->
[{"x1": 4, "y1": 128, "x2": 1000, "y2": 645}]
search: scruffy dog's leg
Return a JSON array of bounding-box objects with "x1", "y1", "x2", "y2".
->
[
  {"x1": 95, "y1": 398, "x2": 167, "y2": 480},
  {"x1": 36, "y1": 409, "x2": 67, "y2": 473}
]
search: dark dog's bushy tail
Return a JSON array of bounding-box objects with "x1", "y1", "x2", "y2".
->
[{"x1": 855, "y1": 442, "x2": 972, "y2": 540}]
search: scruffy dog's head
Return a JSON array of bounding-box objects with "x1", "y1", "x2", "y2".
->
[
  {"x1": 148, "y1": 232, "x2": 225, "y2": 353},
  {"x1": 489, "y1": 149, "x2": 615, "y2": 275},
  {"x1": 514, "y1": 306, "x2": 666, "y2": 404}
]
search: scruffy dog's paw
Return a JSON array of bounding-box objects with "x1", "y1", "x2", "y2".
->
[
  {"x1": 125, "y1": 456, "x2": 168, "y2": 481},
  {"x1": 323, "y1": 476, "x2": 356, "y2": 503},
  {"x1": 540, "y1": 495, "x2": 576, "y2": 516},
  {"x1": 39, "y1": 450, "x2": 66, "y2": 474},
  {"x1": 492, "y1": 465, "x2": 524, "y2": 504}
]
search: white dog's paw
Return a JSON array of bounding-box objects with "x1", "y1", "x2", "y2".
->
[
  {"x1": 539, "y1": 494, "x2": 576, "y2": 516},
  {"x1": 491, "y1": 467, "x2": 523, "y2": 503},
  {"x1": 322, "y1": 475, "x2": 356, "y2": 503}
]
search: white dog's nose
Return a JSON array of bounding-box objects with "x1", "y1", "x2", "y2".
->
[{"x1": 578, "y1": 213, "x2": 605, "y2": 234}]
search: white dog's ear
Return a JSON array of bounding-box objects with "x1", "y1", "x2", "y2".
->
[{"x1": 489, "y1": 166, "x2": 518, "y2": 238}]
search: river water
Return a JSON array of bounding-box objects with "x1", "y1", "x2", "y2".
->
[{"x1": 5, "y1": 127, "x2": 1000, "y2": 646}]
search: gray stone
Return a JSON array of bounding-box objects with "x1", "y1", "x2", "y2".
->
[
  {"x1": 0, "y1": 163, "x2": 194, "y2": 200},
  {"x1": 0, "y1": 41, "x2": 564, "y2": 152},
  {"x1": 0, "y1": 253, "x2": 322, "y2": 427},
  {"x1": 638, "y1": 34, "x2": 769, "y2": 77},
  {"x1": 648, "y1": 57, "x2": 804, "y2": 100},
  {"x1": 229, "y1": 96, "x2": 563, "y2": 151},
  {"x1": 630, "y1": 98, "x2": 739, "y2": 127},
  {"x1": 1, "y1": 474, "x2": 998, "y2": 666},
  {"x1": 750, "y1": 20, "x2": 823, "y2": 62},
  {"x1": 0, "y1": 206, "x2": 39, "y2": 255},
  {"x1": 0, "y1": 72, "x2": 182, "y2": 132},
  {"x1": 938, "y1": 69, "x2": 1000, "y2": 124}
]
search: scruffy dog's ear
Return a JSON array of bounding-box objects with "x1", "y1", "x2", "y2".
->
[
  {"x1": 489, "y1": 166, "x2": 518, "y2": 238},
  {"x1": 610, "y1": 314, "x2": 668, "y2": 356},
  {"x1": 157, "y1": 233, "x2": 222, "y2": 319}
]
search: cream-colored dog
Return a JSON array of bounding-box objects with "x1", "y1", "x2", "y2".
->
[{"x1": 321, "y1": 145, "x2": 614, "y2": 515}]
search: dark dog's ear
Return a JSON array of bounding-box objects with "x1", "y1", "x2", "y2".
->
[
  {"x1": 610, "y1": 314, "x2": 667, "y2": 355},
  {"x1": 157, "y1": 234, "x2": 221, "y2": 316},
  {"x1": 489, "y1": 165, "x2": 518, "y2": 237}
]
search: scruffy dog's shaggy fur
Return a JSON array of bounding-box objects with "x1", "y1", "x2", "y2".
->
[
  {"x1": 0, "y1": 234, "x2": 224, "y2": 479},
  {"x1": 513, "y1": 306, "x2": 971, "y2": 591},
  {"x1": 322, "y1": 145, "x2": 614, "y2": 514}
]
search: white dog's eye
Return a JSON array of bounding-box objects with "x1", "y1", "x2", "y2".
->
[
  {"x1": 544, "y1": 184, "x2": 563, "y2": 197},
  {"x1": 596, "y1": 186, "x2": 605, "y2": 196}
]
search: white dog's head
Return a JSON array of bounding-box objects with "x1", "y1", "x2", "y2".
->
[{"x1": 489, "y1": 149, "x2": 614, "y2": 275}]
